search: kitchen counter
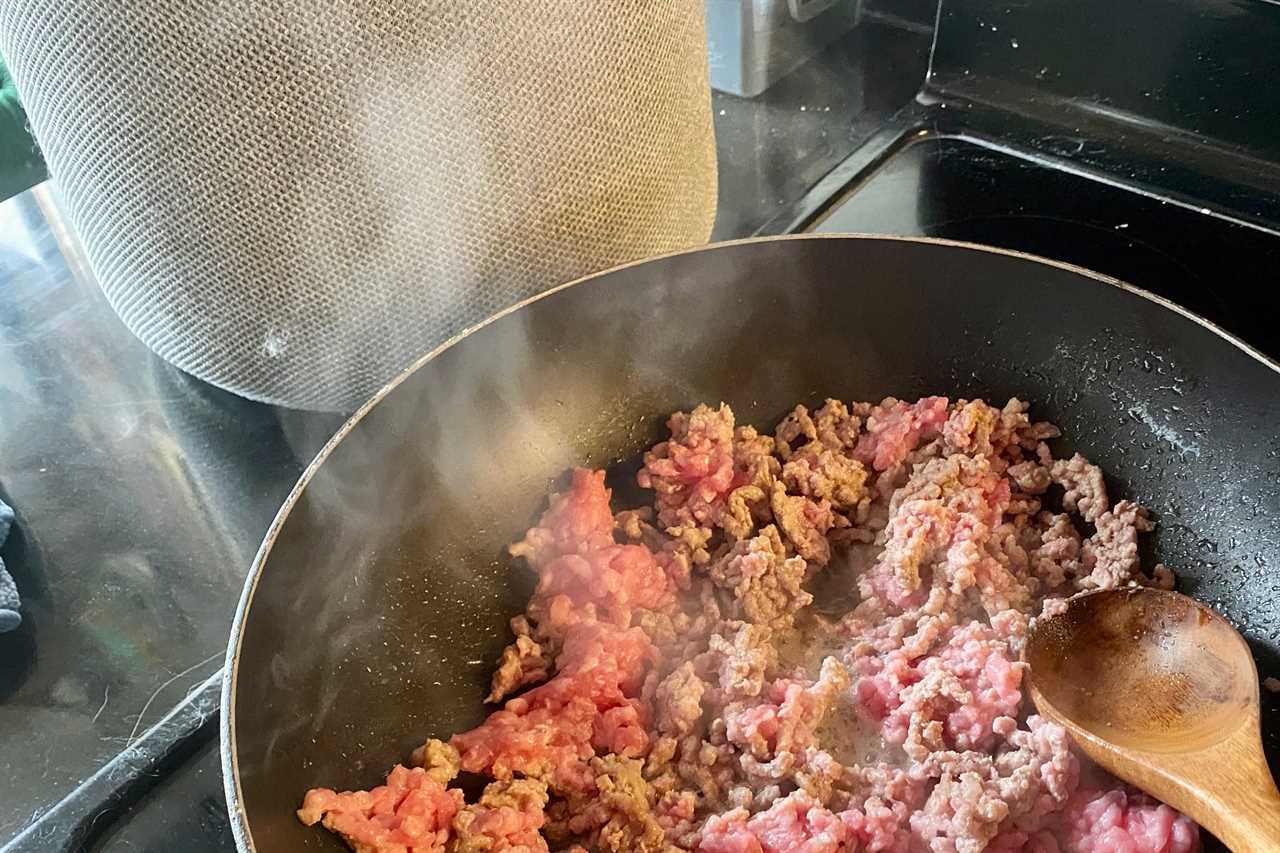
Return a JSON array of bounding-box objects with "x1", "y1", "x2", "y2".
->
[{"x1": 0, "y1": 18, "x2": 928, "y2": 850}]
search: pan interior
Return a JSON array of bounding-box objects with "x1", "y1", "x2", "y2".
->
[{"x1": 225, "y1": 236, "x2": 1280, "y2": 852}]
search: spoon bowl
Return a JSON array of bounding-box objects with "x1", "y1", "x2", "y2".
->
[{"x1": 1026, "y1": 588, "x2": 1280, "y2": 852}]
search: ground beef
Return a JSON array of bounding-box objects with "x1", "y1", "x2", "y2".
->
[
  {"x1": 451, "y1": 779, "x2": 550, "y2": 853},
  {"x1": 861, "y1": 454, "x2": 1019, "y2": 616},
  {"x1": 854, "y1": 622, "x2": 1023, "y2": 756},
  {"x1": 529, "y1": 542, "x2": 673, "y2": 632},
  {"x1": 639, "y1": 406, "x2": 779, "y2": 539},
  {"x1": 709, "y1": 525, "x2": 812, "y2": 629},
  {"x1": 301, "y1": 396, "x2": 1202, "y2": 853},
  {"x1": 487, "y1": 627, "x2": 549, "y2": 704},
  {"x1": 1079, "y1": 500, "x2": 1153, "y2": 590},
  {"x1": 548, "y1": 756, "x2": 677, "y2": 852},
  {"x1": 725, "y1": 657, "x2": 849, "y2": 787},
  {"x1": 510, "y1": 468, "x2": 616, "y2": 570},
  {"x1": 943, "y1": 400, "x2": 1005, "y2": 460},
  {"x1": 697, "y1": 791, "x2": 849, "y2": 853},
  {"x1": 409, "y1": 738, "x2": 462, "y2": 783},
  {"x1": 769, "y1": 482, "x2": 843, "y2": 566},
  {"x1": 781, "y1": 446, "x2": 869, "y2": 510},
  {"x1": 297, "y1": 765, "x2": 464, "y2": 853},
  {"x1": 775, "y1": 400, "x2": 864, "y2": 461},
  {"x1": 1049, "y1": 454, "x2": 1109, "y2": 524},
  {"x1": 1007, "y1": 461, "x2": 1051, "y2": 496},
  {"x1": 994, "y1": 716, "x2": 1080, "y2": 829},
  {"x1": 942, "y1": 399, "x2": 1060, "y2": 470},
  {"x1": 1060, "y1": 788, "x2": 1200, "y2": 853},
  {"x1": 452, "y1": 622, "x2": 655, "y2": 793},
  {"x1": 654, "y1": 663, "x2": 708, "y2": 738},
  {"x1": 703, "y1": 623, "x2": 777, "y2": 701},
  {"x1": 775, "y1": 405, "x2": 819, "y2": 461},
  {"x1": 907, "y1": 716, "x2": 1078, "y2": 853},
  {"x1": 639, "y1": 405, "x2": 738, "y2": 531},
  {"x1": 1029, "y1": 514, "x2": 1082, "y2": 590},
  {"x1": 854, "y1": 397, "x2": 950, "y2": 472}
]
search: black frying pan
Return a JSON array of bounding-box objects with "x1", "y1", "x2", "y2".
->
[{"x1": 221, "y1": 235, "x2": 1280, "y2": 852}]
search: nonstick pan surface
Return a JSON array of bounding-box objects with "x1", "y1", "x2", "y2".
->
[{"x1": 222, "y1": 235, "x2": 1280, "y2": 851}]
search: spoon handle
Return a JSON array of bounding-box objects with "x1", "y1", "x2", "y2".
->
[
  {"x1": 1210, "y1": 785, "x2": 1280, "y2": 852},
  {"x1": 1197, "y1": 725, "x2": 1280, "y2": 853}
]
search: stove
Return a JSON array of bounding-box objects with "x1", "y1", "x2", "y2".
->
[
  {"x1": 808, "y1": 130, "x2": 1280, "y2": 358},
  {"x1": 4, "y1": 1, "x2": 1280, "y2": 850}
]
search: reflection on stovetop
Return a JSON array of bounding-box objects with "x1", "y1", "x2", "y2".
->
[
  {"x1": 90, "y1": 742, "x2": 231, "y2": 853},
  {"x1": 811, "y1": 134, "x2": 1280, "y2": 360}
]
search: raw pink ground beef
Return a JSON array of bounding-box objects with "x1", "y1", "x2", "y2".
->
[
  {"x1": 1062, "y1": 788, "x2": 1199, "y2": 853},
  {"x1": 855, "y1": 622, "x2": 1024, "y2": 753},
  {"x1": 298, "y1": 765, "x2": 463, "y2": 853},
  {"x1": 300, "y1": 397, "x2": 1207, "y2": 853}
]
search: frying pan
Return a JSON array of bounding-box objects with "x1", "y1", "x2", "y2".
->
[{"x1": 221, "y1": 235, "x2": 1280, "y2": 852}]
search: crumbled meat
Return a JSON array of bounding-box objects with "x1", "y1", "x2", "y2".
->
[
  {"x1": 855, "y1": 621, "x2": 1024, "y2": 755},
  {"x1": 510, "y1": 468, "x2": 616, "y2": 570},
  {"x1": 551, "y1": 756, "x2": 677, "y2": 852},
  {"x1": 661, "y1": 525, "x2": 715, "y2": 589},
  {"x1": 1061, "y1": 787, "x2": 1199, "y2": 853},
  {"x1": 1030, "y1": 513, "x2": 1082, "y2": 589},
  {"x1": 775, "y1": 399, "x2": 864, "y2": 462},
  {"x1": 302, "y1": 397, "x2": 1201, "y2": 853},
  {"x1": 993, "y1": 715, "x2": 1080, "y2": 827},
  {"x1": 1050, "y1": 454, "x2": 1109, "y2": 523},
  {"x1": 451, "y1": 778, "x2": 550, "y2": 853},
  {"x1": 508, "y1": 468, "x2": 674, "y2": 660},
  {"x1": 943, "y1": 399, "x2": 1059, "y2": 469},
  {"x1": 854, "y1": 396, "x2": 950, "y2": 471},
  {"x1": 812, "y1": 399, "x2": 863, "y2": 451},
  {"x1": 725, "y1": 657, "x2": 849, "y2": 784},
  {"x1": 861, "y1": 454, "x2": 1021, "y2": 615},
  {"x1": 911, "y1": 762, "x2": 1011, "y2": 853},
  {"x1": 709, "y1": 525, "x2": 812, "y2": 629},
  {"x1": 654, "y1": 663, "x2": 707, "y2": 738},
  {"x1": 781, "y1": 446, "x2": 868, "y2": 510},
  {"x1": 639, "y1": 404, "x2": 738, "y2": 531},
  {"x1": 487, "y1": 631, "x2": 549, "y2": 703},
  {"x1": 908, "y1": 716, "x2": 1078, "y2": 853},
  {"x1": 527, "y1": 541, "x2": 673, "y2": 634},
  {"x1": 943, "y1": 399, "x2": 1004, "y2": 459},
  {"x1": 769, "y1": 482, "x2": 839, "y2": 566},
  {"x1": 1150, "y1": 563, "x2": 1176, "y2": 590},
  {"x1": 703, "y1": 623, "x2": 777, "y2": 700},
  {"x1": 697, "y1": 791, "x2": 849, "y2": 853},
  {"x1": 638, "y1": 406, "x2": 779, "y2": 540},
  {"x1": 733, "y1": 426, "x2": 780, "y2": 493},
  {"x1": 410, "y1": 738, "x2": 461, "y2": 784},
  {"x1": 298, "y1": 765, "x2": 463, "y2": 853},
  {"x1": 774, "y1": 405, "x2": 818, "y2": 460},
  {"x1": 1080, "y1": 500, "x2": 1153, "y2": 590},
  {"x1": 452, "y1": 622, "x2": 655, "y2": 792},
  {"x1": 1008, "y1": 460, "x2": 1052, "y2": 495}
]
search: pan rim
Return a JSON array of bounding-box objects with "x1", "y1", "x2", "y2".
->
[{"x1": 219, "y1": 232, "x2": 1280, "y2": 853}]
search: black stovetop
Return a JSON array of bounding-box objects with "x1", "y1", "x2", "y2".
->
[{"x1": 810, "y1": 131, "x2": 1280, "y2": 361}]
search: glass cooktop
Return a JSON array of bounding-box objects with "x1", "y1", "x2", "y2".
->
[{"x1": 808, "y1": 133, "x2": 1280, "y2": 362}]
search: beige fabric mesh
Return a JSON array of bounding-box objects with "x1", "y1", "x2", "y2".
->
[{"x1": 0, "y1": 0, "x2": 717, "y2": 410}]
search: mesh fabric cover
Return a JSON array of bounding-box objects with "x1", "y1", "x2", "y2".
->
[{"x1": 0, "y1": 0, "x2": 717, "y2": 410}]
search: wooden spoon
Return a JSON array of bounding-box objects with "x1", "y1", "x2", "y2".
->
[{"x1": 1024, "y1": 588, "x2": 1280, "y2": 852}]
